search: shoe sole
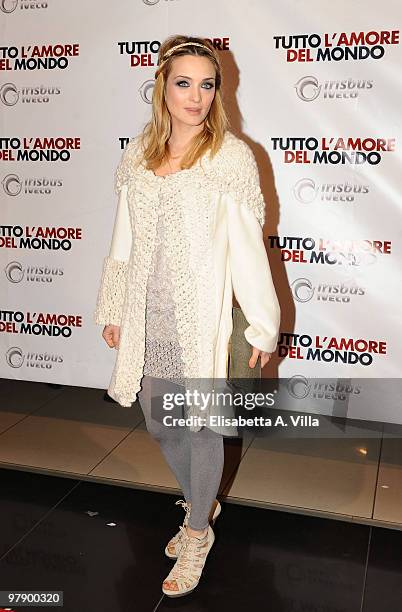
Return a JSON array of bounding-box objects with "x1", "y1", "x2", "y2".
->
[
  {"x1": 162, "y1": 529, "x2": 215, "y2": 597},
  {"x1": 164, "y1": 502, "x2": 221, "y2": 559}
]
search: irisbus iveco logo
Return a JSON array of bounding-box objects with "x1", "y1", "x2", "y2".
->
[
  {"x1": 2, "y1": 173, "x2": 63, "y2": 196},
  {"x1": 5, "y1": 346, "x2": 64, "y2": 369},
  {"x1": 0, "y1": 82, "x2": 61, "y2": 105},
  {"x1": 291, "y1": 277, "x2": 365, "y2": 304},
  {"x1": 139, "y1": 79, "x2": 154, "y2": 104},
  {"x1": 295, "y1": 75, "x2": 373, "y2": 101},
  {"x1": 4, "y1": 260, "x2": 64, "y2": 283},
  {"x1": 1, "y1": 0, "x2": 47, "y2": 11},
  {"x1": 286, "y1": 375, "x2": 362, "y2": 401},
  {"x1": 293, "y1": 177, "x2": 369, "y2": 204}
]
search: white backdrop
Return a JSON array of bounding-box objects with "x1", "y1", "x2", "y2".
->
[{"x1": 1, "y1": 1, "x2": 401, "y2": 422}]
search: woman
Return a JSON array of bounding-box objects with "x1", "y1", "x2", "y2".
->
[{"x1": 94, "y1": 34, "x2": 280, "y2": 597}]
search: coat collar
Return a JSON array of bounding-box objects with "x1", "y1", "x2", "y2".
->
[{"x1": 136, "y1": 131, "x2": 232, "y2": 184}]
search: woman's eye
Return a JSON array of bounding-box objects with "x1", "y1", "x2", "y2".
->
[{"x1": 176, "y1": 81, "x2": 214, "y2": 89}]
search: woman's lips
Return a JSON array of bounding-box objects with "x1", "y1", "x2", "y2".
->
[{"x1": 185, "y1": 108, "x2": 202, "y2": 113}]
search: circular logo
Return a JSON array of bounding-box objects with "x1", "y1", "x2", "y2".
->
[
  {"x1": 6, "y1": 346, "x2": 25, "y2": 368},
  {"x1": 293, "y1": 178, "x2": 318, "y2": 204},
  {"x1": 5, "y1": 261, "x2": 24, "y2": 283},
  {"x1": 2, "y1": 174, "x2": 22, "y2": 196},
  {"x1": 0, "y1": 82, "x2": 19, "y2": 106},
  {"x1": 1, "y1": 0, "x2": 19, "y2": 13},
  {"x1": 291, "y1": 277, "x2": 314, "y2": 302},
  {"x1": 139, "y1": 79, "x2": 155, "y2": 104},
  {"x1": 287, "y1": 375, "x2": 310, "y2": 399},
  {"x1": 294, "y1": 76, "x2": 321, "y2": 101}
]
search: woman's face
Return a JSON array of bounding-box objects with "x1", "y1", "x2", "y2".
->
[{"x1": 164, "y1": 54, "x2": 216, "y2": 128}]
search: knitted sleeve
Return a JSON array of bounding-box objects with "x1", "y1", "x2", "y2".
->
[
  {"x1": 114, "y1": 136, "x2": 140, "y2": 195},
  {"x1": 226, "y1": 141, "x2": 280, "y2": 353},
  {"x1": 93, "y1": 140, "x2": 137, "y2": 326},
  {"x1": 225, "y1": 140, "x2": 266, "y2": 228}
]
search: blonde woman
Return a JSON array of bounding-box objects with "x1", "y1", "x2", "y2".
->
[{"x1": 94, "y1": 34, "x2": 280, "y2": 597}]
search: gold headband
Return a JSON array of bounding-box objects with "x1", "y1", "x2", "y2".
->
[{"x1": 158, "y1": 41, "x2": 211, "y2": 67}]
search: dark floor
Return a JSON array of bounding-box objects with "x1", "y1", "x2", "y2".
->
[{"x1": 0, "y1": 467, "x2": 400, "y2": 611}]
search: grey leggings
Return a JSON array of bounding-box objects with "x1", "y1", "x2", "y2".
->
[{"x1": 137, "y1": 375, "x2": 224, "y2": 530}]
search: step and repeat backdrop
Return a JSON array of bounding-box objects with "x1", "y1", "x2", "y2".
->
[{"x1": 1, "y1": 1, "x2": 401, "y2": 422}]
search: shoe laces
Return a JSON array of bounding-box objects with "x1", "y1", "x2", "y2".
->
[
  {"x1": 169, "y1": 526, "x2": 209, "y2": 577},
  {"x1": 175, "y1": 499, "x2": 191, "y2": 527},
  {"x1": 175, "y1": 498, "x2": 190, "y2": 513}
]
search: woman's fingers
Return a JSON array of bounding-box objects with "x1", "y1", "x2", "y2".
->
[
  {"x1": 102, "y1": 327, "x2": 113, "y2": 348},
  {"x1": 260, "y1": 351, "x2": 272, "y2": 368},
  {"x1": 248, "y1": 346, "x2": 260, "y2": 368},
  {"x1": 102, "y1": 325, "x2": 120, "y2": 349},
  {"x1": 249, "y1": 347, "x2": 272, "y2": 369},
  {"x1": 112, "y1": 326, "x2": 120, "y2": 349}
]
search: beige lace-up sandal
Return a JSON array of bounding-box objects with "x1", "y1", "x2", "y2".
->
[
  {"x1": 162, "y1": 524, "x2": 215, "y2": 597},
  {"x1": 165, "y1": 498, "x2": 221, "y2": 559}
]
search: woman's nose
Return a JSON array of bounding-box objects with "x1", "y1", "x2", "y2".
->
[{"x1": 189, "y1": 87, "x2": 202, "y2": 102}]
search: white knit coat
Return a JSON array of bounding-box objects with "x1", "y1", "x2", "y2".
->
[{"x1": 93, "y1": 130, "x2": 281, "y2": 409}]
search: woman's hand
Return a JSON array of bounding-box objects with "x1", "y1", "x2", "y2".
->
[
  {"x1": 102, "y1": 324, "x2": 120, "y2": 349},
  {"x1": 249, "y1": 346, "x2": 272, "y2": 369}
]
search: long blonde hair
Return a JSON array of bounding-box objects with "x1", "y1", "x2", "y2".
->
[{"x1": 139, "y1": 34, "x2": 229, "y2": 172}]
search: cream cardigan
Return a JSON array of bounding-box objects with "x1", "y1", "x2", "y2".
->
[{"x1": 93, "y1": 130, "x2": 280, "y2": 408}]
